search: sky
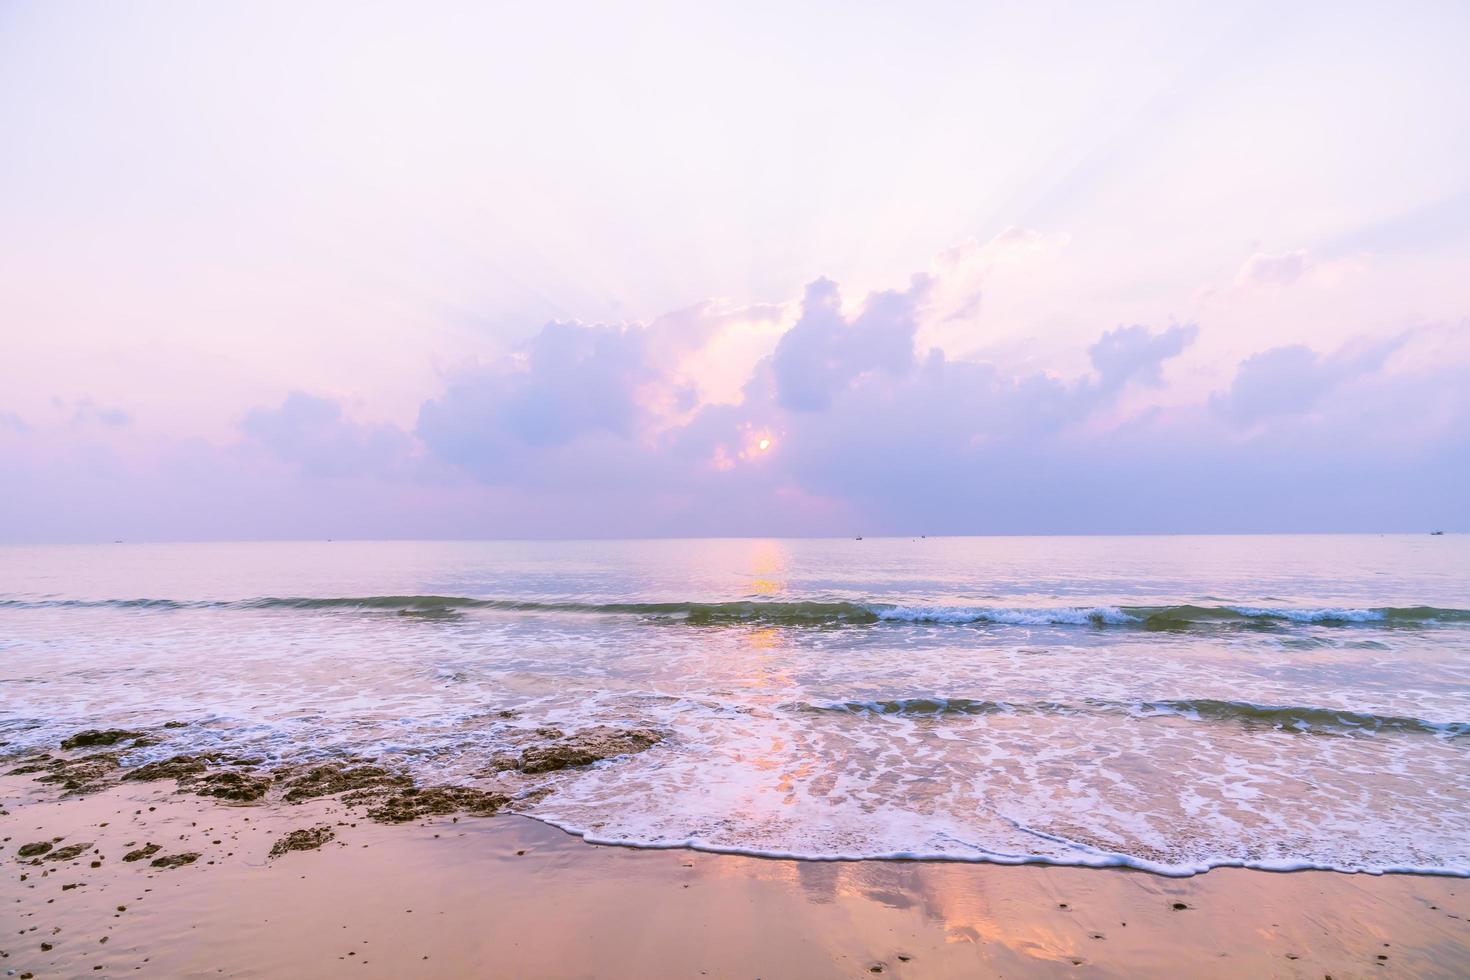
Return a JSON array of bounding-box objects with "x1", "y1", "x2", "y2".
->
[{"x1": 1, "y1": 0, "x2": 1468, "y2": 542}]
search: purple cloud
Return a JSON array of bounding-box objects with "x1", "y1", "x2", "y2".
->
[
  {"x1": 771, "y1": 276, "x2": 927, "y2": 411},
  {"x1": 242, "y1": 392, "x2": 414, "y2": 479},
  {"x1": 1, "y1": 271, "x2": 1462, "y2": 542},
  {"x1": 1086, "y1": 323, "x2": 1198, "y2": 394},
  {"x1": 416, "y1": 320, "x2": 657, "y2": 482},
  {"x1": 65, "y1": 397, "x2": 132, "y2": 428},
  {"x1": 1237, "y1": 250, "x2": 1311, "y2": 286},
  {"x1": 1213, "y1": 335, "x2": 1405, "y2": 425}
]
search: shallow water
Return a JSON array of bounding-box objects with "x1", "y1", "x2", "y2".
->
[{"x1": 2, "y1": 535, "x2": 1468, "y2": 875}]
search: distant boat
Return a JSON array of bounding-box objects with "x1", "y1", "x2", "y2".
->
[
  {"x1": 855, "y1": 536, "x2": 863, "y2": 541},
  {"x1": 1431, "y1": 530, "x2": 1445, "y2": 535}
]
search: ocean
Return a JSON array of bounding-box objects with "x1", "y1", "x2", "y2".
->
[{"x1": 2, "y1": 534, "x2": 1467, "y2": 877}]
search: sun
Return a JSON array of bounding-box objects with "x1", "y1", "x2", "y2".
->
[{"x1": 758, "y1": 438, "x2": 771, "y2": 451}]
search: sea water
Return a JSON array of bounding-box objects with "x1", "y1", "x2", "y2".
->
[{"x1": 2, "y1": 535, "x2": 1467, "y2": 876}]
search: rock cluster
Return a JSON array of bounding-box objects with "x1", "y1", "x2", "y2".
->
[
  {"x1": 59, "y1": 729, "x2": 148, "y2": 750},
  {"x1": 493, "y1": 726, "x2": 664, "y2": 774},
  {"x1": 268, "y1": 825, "x2": 336, "y2": 858}
]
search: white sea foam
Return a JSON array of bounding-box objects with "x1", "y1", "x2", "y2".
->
[
  {"x1": 1231, "y1": 605, "x2": 1387, "y2": 623},
  {"x1": 872, "y1": 604, "x2": 1139, "y2": 626},
  {"x1": 5, "y1": 538, "x2": 1470, "y2": 879},
  {"x1": 527, "y1": 812, "x2": 1470, "y2": 878}
]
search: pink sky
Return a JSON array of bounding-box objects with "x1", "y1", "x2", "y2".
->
[{"x1": 2, "y1": 1, "x2": 1468, "y2": 541}]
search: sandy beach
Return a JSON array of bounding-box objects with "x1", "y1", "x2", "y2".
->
[
  {"x1": 4, "y1": 768, "x2": 1468, "y2": 979},
  {"x1": 6, "y1": 0, "x2": 1470, "y2": 972}
]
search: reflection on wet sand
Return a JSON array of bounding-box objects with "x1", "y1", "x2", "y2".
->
[
  {"x1": 4, "y1": 771, "x2": 1468, "y2": 978},
  {"x1": 691, "y1": 841, "x2": 1470, "y2": 975}
]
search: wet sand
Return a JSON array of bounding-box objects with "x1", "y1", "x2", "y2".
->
[{"x1": 3, "y1": 774, "x2": 1468, "y2": 978}]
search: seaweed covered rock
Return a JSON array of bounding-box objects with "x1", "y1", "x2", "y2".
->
[
  {"x1": 150, "y1": 852, "x2": 200, "y2": 869},
  {"x1": 30, "y1": 752, "x2": 121, "y2": 792},
  {"x1": 60, "y1": 729, "x2": 146, "y2": 750},
  {"x1": 45, "y1": 842, "x2": 93, "y2": 862},
  {"x1": 268, "y1": 825, "x2": 335, "y2": 858},
  {"x1": 508, "y1": 726, "x2": 664, "y2": 774},
  {"x1": 190, "y1": 769, "x2": 271, "y2": 803},
  {"x1": 124, "y1": 753, "x2": 261, "y2": 785},
  {"x1": 123, "y1": 754, "x2": 211, "y2": 782},
  {"x1": 280, "y1": 763, "x2": 412, "y2": 803},
  {"x1": 7, "y1": 754, "x2": 56, "y2": 776},
  {"x1": 365, "y1": 786, "x2": 509, "y2": 823},
  {"x1": 16, "y1": 841, "x2": 54, "y2": 859},
  {"x1": 122, "y1": 843, "x2": 161, "y2": 862}
]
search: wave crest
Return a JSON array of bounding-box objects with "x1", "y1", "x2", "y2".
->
[
  {"x1": 787, "y1": 696, "x2": 1468, "y2": 737},
  {"x1": 2, "y1": 596, "x2": 1467, "y2": 629}
]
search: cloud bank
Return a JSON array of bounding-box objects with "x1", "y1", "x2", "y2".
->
[{"x1": 2, "y1": 239, "x2": 1466, "y2": 542}]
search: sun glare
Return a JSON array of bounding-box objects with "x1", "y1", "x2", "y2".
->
[{"x1": 758, "y1": 438, "x2": 772, "y2": 451}]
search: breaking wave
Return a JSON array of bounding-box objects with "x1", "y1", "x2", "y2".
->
[
  {"x1": 529, "y1": 814, "x2": 1470, "y2": 878},
  {"x1": 787, "y1": 696, "x2": 1469, "y2": 738},
  {"x1": 3, "y1": 596, "x2": 1468, "y2": 629}
]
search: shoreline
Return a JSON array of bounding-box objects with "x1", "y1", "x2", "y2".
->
[
  {"x1": 528, "y1": 812, "x2": 1470, "y2": 878},
  {"x1": 4, "y1": 774, "x2": 1468, "y2": 978}
]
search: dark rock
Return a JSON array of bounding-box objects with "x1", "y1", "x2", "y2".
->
[
  {"x1": 191, "y1": 770, "x2": 271, "y2": 803},
  {"x1": 122, "y1": 843, "x2": 161, "y2": 862},
  {"x1": 7, "y1": 754, "x2": 55, "y2": 776},
  {"x1": 150, "y1": 852, "x2": 200, "y2": 869},
  {"x1": 365, "y1": 786, "x2": 509, "y2": 823},
  {"x1": 123, "y1": 754, "x2": 212, "y2": 782},
  {"x1": 280, "y1": 763, "x2": 412, "y2": 803},
  {"x1": 45, "y1": 842, "x2": 93, "y2": 862},
  {"x1": 268, "y1": 825, "x2": 336, "y2": 858},
  {"x1": 60, "y1": 729, "x2": 145, "y2": 750},
  {"x1": 16, "y1": 841, "x2": 53, "y2": 858},
  {"x1": 511, "y1": 726, "x2": 663, "y2": 774},
  {"x1": 33, "y1": 753, "x2": 120, "y2": 791}
]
